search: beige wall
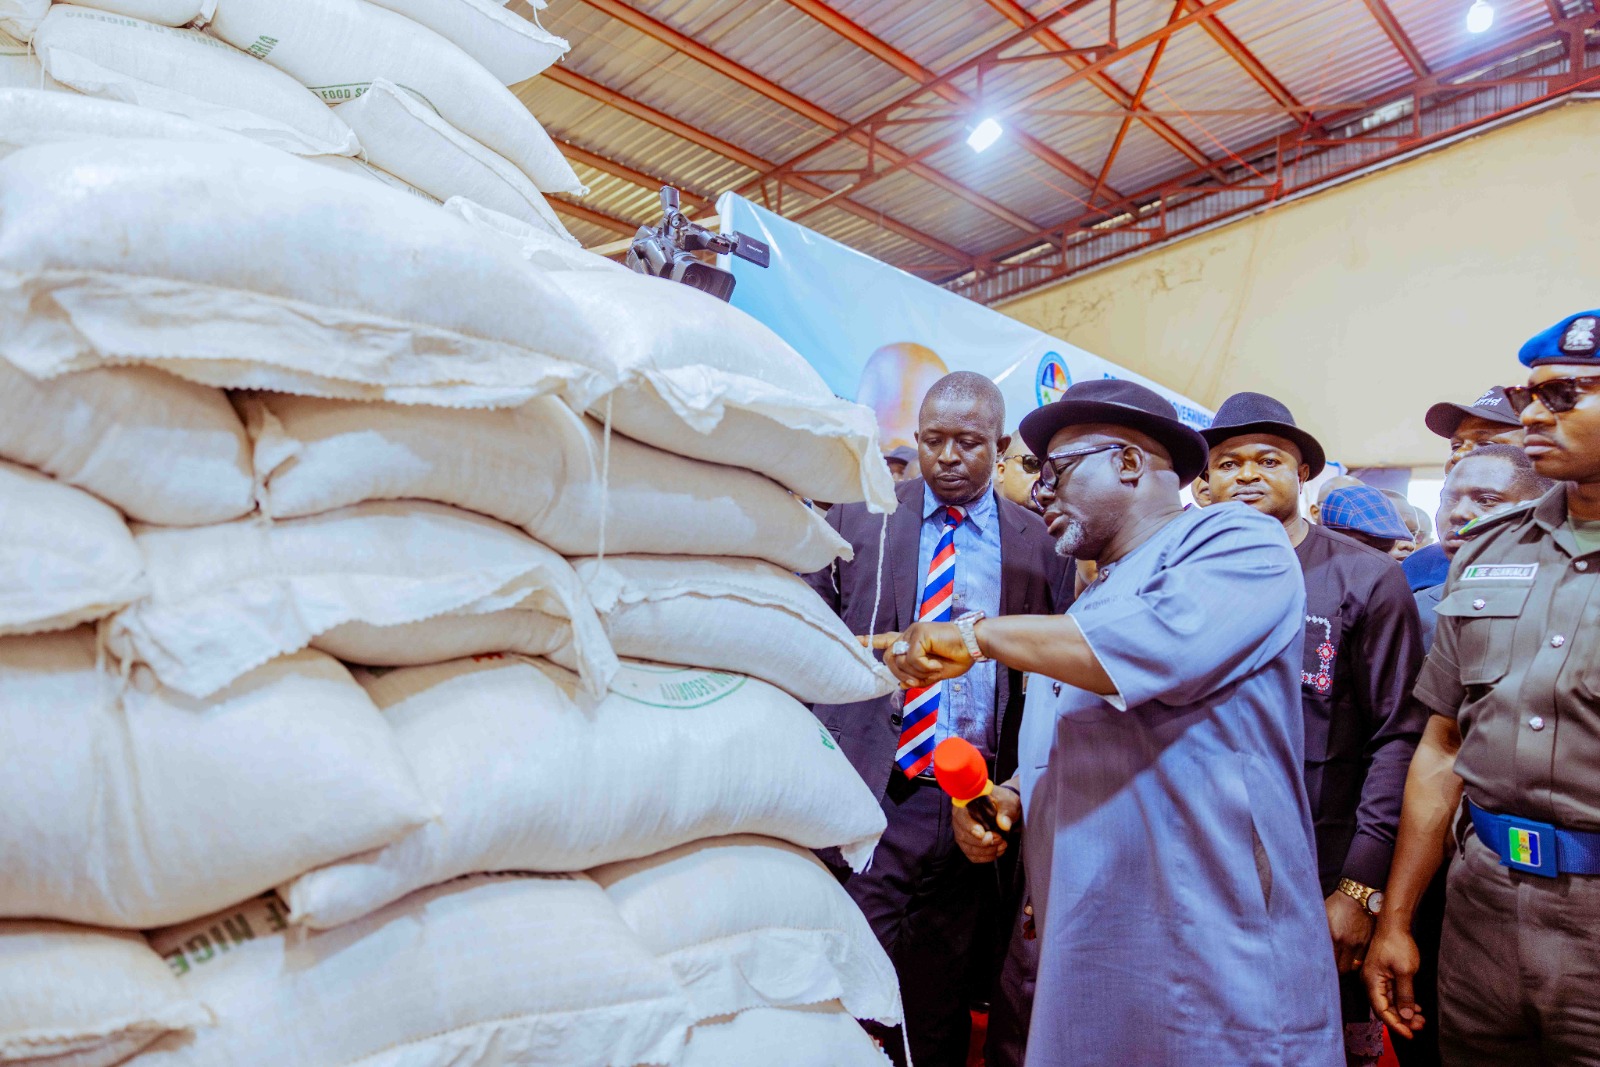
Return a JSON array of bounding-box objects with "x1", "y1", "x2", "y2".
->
[{"x1": 999, "y1": 100, "x2": 1600, "y2": 468}]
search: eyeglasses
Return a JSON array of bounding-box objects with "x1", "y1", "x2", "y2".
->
[
  {"x1": 1505, "y1": 375, "x2": 1600, "y2": 415},
  {"x1": 1030, "y1": 443, "x2": 1124, "y2": 507}
]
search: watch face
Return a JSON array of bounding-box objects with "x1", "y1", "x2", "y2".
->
[{"x1": 1367, "y1": 890, "x2": 1384, "y2": 916}]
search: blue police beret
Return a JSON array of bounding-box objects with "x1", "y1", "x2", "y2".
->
[{"x1": 1519, "y1": 309, "x2": 1600, "y2": 367}]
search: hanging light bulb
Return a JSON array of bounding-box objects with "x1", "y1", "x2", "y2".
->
[
  {"x1": 1466, "y1": 0, "x2": 1494, "y2": 33},
  {"x1": 967, "y1": 117, "x2": 1004, "y2": 153}
]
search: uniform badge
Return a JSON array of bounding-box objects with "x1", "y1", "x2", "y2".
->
[
  {"x1": 1561, "y1": 316, "x2": 1598, "y2": 355},
  {"x1": 1460, "y1": 563, "x2": 1538, "y2": 582}
]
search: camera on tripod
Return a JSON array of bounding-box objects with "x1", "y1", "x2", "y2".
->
[{"x1": 625, "y1": 186, "x2": 770, "y2": 302}]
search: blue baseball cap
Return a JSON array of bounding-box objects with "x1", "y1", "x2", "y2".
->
[
  {"x1": 1519, "y1": 310, "x2": 1600, "y2": 367},
  {"x1": 1321, "y1": 485, "x2": 1413, "y2": 541}
]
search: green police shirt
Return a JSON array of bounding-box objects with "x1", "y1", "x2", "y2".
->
[
  {"x1": 1570, "y1": 518, "x2": 1600, "y2": 557},
  {"x1": 1414, "y1": 486, "x2": 1600, "y2": 830}
]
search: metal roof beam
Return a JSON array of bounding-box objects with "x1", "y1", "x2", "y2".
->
[
  {"x1": 740, "y1": 0, "x2": 1245, "y2": 223},
  {"x1": 537, "y1": 67, "x2": 974, "y2": 265},
  {"x1": 780, "y1": 0, "x2": 1117, "y2": 201},
  {"x1": 1094, "y1": 2, "x2": 1182, "y2": 202},
  {"x1": 1360, "y1": 0, "x2": 1429, "y2": 76},
  {"x1": 1178, "y1": 0, "x2": 1305, "y2": 118},
  {"x1": 580, "y1": 0, "x2": 1045, "y2": 234},
  {"x1": 977, "y1": 0, "x2": 1225, "y2": 178},
  {"x1": 550, "y1": 196, "x2": 643, "y2": 238},
  {"x1": 555, "y1": 140, "x2": 715, "y2": 214}
]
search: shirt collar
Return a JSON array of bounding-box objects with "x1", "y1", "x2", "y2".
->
[{"x1": 923, "y1": 481, "x2": 994, "y2": 532}]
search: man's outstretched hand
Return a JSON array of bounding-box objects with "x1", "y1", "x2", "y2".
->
[{"x1": 863, "y1": 622, "x2": 973, "y2": 688}]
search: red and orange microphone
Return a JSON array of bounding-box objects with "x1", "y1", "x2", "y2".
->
[{"x1": 932, "y1": 736, "x2": 1011, "y2": 837}]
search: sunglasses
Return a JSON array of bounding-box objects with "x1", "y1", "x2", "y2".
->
[
  {"x1": 1030, "y1": 443, "x2": 1125, "y2": 507},
  {"x1": 1505, "y1": 375, "x2": 1600, "y2": 415},
  {"x1": 1009, "y1": 454, "x2": 1042, "y2": 475}
]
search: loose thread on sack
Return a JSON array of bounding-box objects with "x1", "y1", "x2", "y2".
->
[
  {"x1": 866, "y1": 509, "x2": 888, "y2": 654},
  {"x1": 596, "y1": 393, "x2": 614, "y2": 565}
]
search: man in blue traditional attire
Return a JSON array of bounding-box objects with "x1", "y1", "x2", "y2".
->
[{"x1": 872, "y1": 379, "x2": 1342, "y2": 1066}]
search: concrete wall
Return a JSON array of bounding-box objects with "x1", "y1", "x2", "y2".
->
[{"x1": 998, "y1": 100, "x2": 1600, "y2": 468}]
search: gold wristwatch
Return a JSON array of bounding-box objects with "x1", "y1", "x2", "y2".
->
[{"x1": 1337, "y1": 877, "x2": 1384, "y2": 916}]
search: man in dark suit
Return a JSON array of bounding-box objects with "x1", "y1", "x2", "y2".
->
[{"x1": 804, "y1": 371, "x2": 1067, "y2": 1067}]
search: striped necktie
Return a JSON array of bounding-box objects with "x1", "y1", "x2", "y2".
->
[{"x1": 896, "y1": 504, "x2": 965, "y2": 778}]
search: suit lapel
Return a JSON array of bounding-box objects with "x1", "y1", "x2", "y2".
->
[
  {"x1": 997, "y1": 490, "x2": 1026, "y2": 618},
  {"x1": 889, "y1": 480, "x2": 924, "y2": 631}
]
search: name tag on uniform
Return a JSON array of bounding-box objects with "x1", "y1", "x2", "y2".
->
[{"x1": 1460, "y1": 563, "x2": 1539, "y2": 582}]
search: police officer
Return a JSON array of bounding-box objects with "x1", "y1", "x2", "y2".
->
[{"x1": 1365, "y1": 309, "x2": 1600, "y2": 1066}]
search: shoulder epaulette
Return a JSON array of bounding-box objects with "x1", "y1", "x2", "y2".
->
[{"x1": 1457, "y1": 499, "x2": 1539, "y2": 539}]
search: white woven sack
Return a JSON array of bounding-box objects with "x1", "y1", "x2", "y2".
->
[
  {"x1": 337, "y1": 79, "x2": 572, "y2": 241},
  {"x1": 363, "y1": 0, "x2": 566, "y2": 84},
  {"x1": 245, "y1": 393, "x2": 850, "y2": 571},
  {"x1": 442, "y1": 197, "x2": 624, "y2": 271},
  {"x1": 34, "y1": 7, "x2": 360, "y2": 157},
  {"x1": 206, "y1": 0, "x2": 583, "y2": 194},
  {"x1": 140, "y1": 876, "x2": 691, "y2": 1067},
  {"x1": 106, "y1": 500, "x2": 617, "y2": 700},
  {"x1": 0, "y1": 460, "x2": 144, "y2": 635},
  {"x1": 284, "y1": 655, "x2": 886, "y2": 929},
  {"x1": 563, "y1": 555, "x2": 896, "y2": 704},
  {"x1": 0, "y1": 87, "x2": 250, "y2": 157},
  {"x1": 684, "y1": 1004, "x2": 891, "y2": 1067},
  {"x1": 0, "y1": 920, "x2": 210, "y2": 1067},
  {"x1": 593, "y1": 837, "x2": 903, "y2": 1028},
  {"x1": 0, "y1": 140, "x2": 610, "y2": 410},
  {"x1": 548, "y1": 269, "x2": 897, "y2": 512},
  {"x1": 0, "y1": 630, "x2": 432, "y2": 928},
  {"x1": 0, "y1": 27, "x2": 56, "y2": 87},
  {"x1": 0, "y1": 2, "x2": 44, "y2": 41},
  {"x1": 309, "y1": 153, "x2": 438, "y2": 202},
  {"x1": 58, "y1": 1, "x2": 214, "y2": 27},
  {"x1": 0, "y1": 358, "x2": 253, "y2": 526}
]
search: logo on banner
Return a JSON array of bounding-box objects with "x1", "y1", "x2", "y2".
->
[{"x1": 1036, "y1": 353, "x2": 1071, "y2": 406}]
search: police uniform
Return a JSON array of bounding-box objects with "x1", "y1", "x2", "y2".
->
[{"x1": 1414, "y1": 312, "x2": 1600, "y2": 1065}]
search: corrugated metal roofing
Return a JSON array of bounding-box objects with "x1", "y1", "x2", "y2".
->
[{"x1": 522, "y1": 0, "x2": 1590, "y2": 275}]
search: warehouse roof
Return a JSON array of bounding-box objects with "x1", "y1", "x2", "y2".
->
[{"x1": 515, "y1": 0, "x2": 1600, "y2": 303}]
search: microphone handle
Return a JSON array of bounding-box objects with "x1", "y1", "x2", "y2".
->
[{"x1": 965, "y1": 793, "x2": 1005, "y2": 836}]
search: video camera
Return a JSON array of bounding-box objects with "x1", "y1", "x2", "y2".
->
[{"x1": 624, "y1": 186, "x2": 770, "y2": 303}]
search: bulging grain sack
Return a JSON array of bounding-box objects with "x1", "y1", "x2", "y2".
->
[
  {"x1": 33, "y1": 7, "x2": 360, "y2": 156},
  {"x1": 309, "y1": 152, "x2": 437, "y2": 201},
  {"x1": 0, "y1": 357, "x2": 253, "y2": 526},
  {"x1": 0, "y1": 87, "x2": 249, "y2": 157},
  {"x1": 106, "y1": 500, "x2": 617, "y2": 700},
  {"x1": 0, "y1": 27, "x2": 54, "y2": 87},
  {"x1": 0, "y1": 460, "x2": 145, "y2": 635},
  {"x1": 0, "y1": 139, "x2": 611, "y2": 409},
  {"x1": 140, "y1": 876, "x2": 691, "y2": 1067},
  {"x1": 0, "y1": 1, "x2": 44, "y2": 41},
  {"x1": 561, "y1": 555, "x2": 896, "y2": 704},
  {"x1": 593, "y1": 836, "x2": 902, "y2": 1027},
  {"x1": 206, "y1": 0, "x2": 584, "y2": 194},
  {"x1": 285, "y1": 655, "x2": 886, "y2": 929},
  {"x1": 245, "y1": 393, "x2": 850, "y2": 571},
  {"x1": 336, "y1": 79, "x2": 572, "y2": 241},
  {"x1": 443, "y1": 197, "x2": 626, "y2": 272},
  {"x1": 0, "y1": 920, "x2": 211, "y2": 1067},
  {"x1": 0, "y1": 630, "x2": 432, "y2": 928},
  {"x1": 59, "y1": 1, "x2": 214, "y2": 26},
  {"x1": 684, "y1": 1004, "x2": 890, "y2": 1067},
  {"x1": 547, "y1": 269, "x2": 897, "y2": 512},
  {"x1": 363, "y1": 0, "x2": 567, "y2": 85}
]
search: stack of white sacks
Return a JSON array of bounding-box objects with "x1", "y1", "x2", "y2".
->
[{"x1": 0, "y1": 2, "x2": 907, "y2": 1062}]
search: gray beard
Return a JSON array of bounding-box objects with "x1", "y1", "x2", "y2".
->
[{"x1": 1054, "y1": 519, "x2": 1089, "y2": 560}]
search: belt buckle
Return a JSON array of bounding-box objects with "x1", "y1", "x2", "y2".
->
[{"x1": 1499, "y1": 813, "x2": 1560, "y2": 877}]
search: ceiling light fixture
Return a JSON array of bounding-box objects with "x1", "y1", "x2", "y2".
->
[
  {"x1": 1466, "y1": 0, "x2": 1494, "y2": 33},
  {"x1": 967, "y1": 117, "x2": 1003, "y2": 153}
]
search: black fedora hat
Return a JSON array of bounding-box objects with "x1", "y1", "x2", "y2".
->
[
  {"x1": 1020, "y1": 379, "x2": 1209, "y2": 484},
  {"x1": 1199, "y1": 392, "x2": 1326, "y2": 479}
]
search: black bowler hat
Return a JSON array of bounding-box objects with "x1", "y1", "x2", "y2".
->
[
  {"x1": 1199, "y1": 392, "x2": 1327, "y2": 480},
  {"x1": 1020, "y1": 379, "x2": 1209, "y2": 484},
  {"x1": 1423, "y1": 386, "x2": 1521, "y2": 439}
]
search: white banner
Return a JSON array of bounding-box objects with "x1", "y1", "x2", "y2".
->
[{"x1": 718, "y1": 194, "x2": 1211, "y2": 451}]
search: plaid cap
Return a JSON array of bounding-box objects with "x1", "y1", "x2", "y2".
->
[{"x1": 1321, "y1": 485, "x2": 1413, "y2": 541}]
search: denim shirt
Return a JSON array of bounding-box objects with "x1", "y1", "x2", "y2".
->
[{"x1": 917, "y1": 483, "x2": 1001, "y2": 758}]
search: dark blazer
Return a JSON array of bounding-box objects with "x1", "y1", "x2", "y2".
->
[{"x1": 802, "y1": 477, "x2": 1070, "y2": 802}]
